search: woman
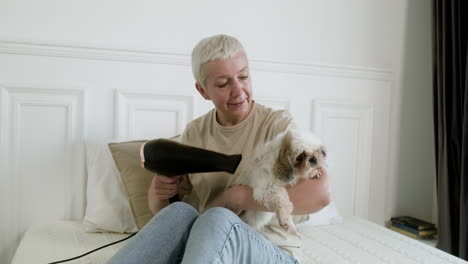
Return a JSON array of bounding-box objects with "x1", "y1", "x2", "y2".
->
[{"x1": 107, "y1": 34, "x2": 330, "y2": 264}]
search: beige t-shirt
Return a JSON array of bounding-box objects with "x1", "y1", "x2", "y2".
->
[{"x1": 180, "y1": 102, "x2": 304, "y2": 260}]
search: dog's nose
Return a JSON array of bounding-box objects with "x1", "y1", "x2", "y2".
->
[{"x1": 309, "y1": 156, "x2": 317, "y2": 166}]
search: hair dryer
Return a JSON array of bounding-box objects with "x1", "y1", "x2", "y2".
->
[{"x1": 140, "y1": 138, "x2": 242, "y2": 202}]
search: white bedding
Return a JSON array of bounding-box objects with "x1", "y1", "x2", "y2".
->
[{"x1": 12, "y1": 218, "x2": 467, "y2": 264}]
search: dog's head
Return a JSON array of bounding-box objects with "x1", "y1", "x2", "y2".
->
[{"x1": 273, "y1": 130, "x2": 327, "y2": 184}]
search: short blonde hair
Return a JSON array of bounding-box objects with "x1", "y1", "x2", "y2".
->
[{"x1": 191, "y1": 34, "x2": 246, "y2": 88}]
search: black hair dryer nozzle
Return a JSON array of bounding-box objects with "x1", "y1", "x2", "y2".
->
[{"x1": 140, "y1": 139, "x2": 242, "y2": 177}]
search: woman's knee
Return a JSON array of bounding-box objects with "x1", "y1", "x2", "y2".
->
[
  {"x1": 183, "y1": 207, "x2": 244, "y2": 259},
  {"x1": 168, "y1": 201, "x2": 198, "y2": 215},
  {"x1": 201, "y1": 207, "x2": 239, "y2": 222},
  {"x1": 145, "y1": 202, "x2": 198, "y2": 229},
  {"x1": 190, "y1": 207, "x2": 242, "y2": 235}
]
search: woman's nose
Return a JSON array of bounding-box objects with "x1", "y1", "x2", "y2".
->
[{"x1": 230, "y1": 79, "x2": 244, "y2": 97}]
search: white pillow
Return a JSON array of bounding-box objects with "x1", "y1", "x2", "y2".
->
[
  {"x1": 83, "y1": 140, "x2": 138, "y2": 233},
  {"x1": 296, "y1": 201, "x2": 343, "y2": 227}
]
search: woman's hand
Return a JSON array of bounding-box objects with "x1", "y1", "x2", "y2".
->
[{"x1": 148, "y1": 174, "x2": 187, "y2": 214}]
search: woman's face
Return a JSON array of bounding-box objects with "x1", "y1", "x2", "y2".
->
[{"x1": 196, "y1": 52, "x2": 253, "y2": 126}]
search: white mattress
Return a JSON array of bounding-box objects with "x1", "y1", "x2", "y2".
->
[
  {"x1": 298, "y1": 218, "x2": 466, "y2": 264},
  {"x1": 12, "y1": 221, "x2": 129, "y2": 264},
  {"x1": 12, "y1": 217, "x2": 467, "y2": 264}
]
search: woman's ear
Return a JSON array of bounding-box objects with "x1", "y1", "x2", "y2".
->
[{"x1": 195, "y1": 82, "x2": 210, "y2": 100}]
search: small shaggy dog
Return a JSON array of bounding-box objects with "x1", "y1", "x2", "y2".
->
[{"x1": 234, "y1": 129, "x2": 327, "y2": 235}]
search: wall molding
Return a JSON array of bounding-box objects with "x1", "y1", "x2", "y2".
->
[
  {"x1": 0, "y1": 40, "x2": 393, "y2": 81},
  {"x1": 114, "y1": 90, "x2": 194, "y2": 141},
  {"x1": 312, "y1": 100, "x2": 374, "y2": 218},
  {"x1": 0, "y1": 85, "x2": 85, "y2": 262},
  {"x1": 0, "y1": 85, "x2": 85, "y2": 216}
]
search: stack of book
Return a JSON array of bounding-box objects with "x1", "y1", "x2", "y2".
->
[{"x1": 390, "y1": 216, "x2": 437, "y2": 239}]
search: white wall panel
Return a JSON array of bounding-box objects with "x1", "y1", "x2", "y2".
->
[
  {"x1": 115, "y1": 91, "x2": 194, "y2": 140},
  {"x1": 0, "y1": 85, "x2": 84, "y2": 262},
  {"x1": 313, "y1": 100, "x2": 374, "y2": 218}
]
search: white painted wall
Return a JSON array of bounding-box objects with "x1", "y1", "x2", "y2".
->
[
  {"x1": 0, "y1": 0, "x2": 435, "y2": 263},
  {"x1": 0, "y1": 0, "x2": 403, "y2": 68},
  {"x1": 388, "y1": 0, "x2": 436, "y2": 223}
]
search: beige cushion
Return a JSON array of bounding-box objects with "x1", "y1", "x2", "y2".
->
[
  {"x1": 108, "y1": 140, "x2": 153, "y2": 229},
  {"x1": 108, "y1": 135, "x2": 182, "y2": 229}
]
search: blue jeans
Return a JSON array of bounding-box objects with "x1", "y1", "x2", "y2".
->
[{"x1": 107, "y1": 202, "x2": 299, "y2": 264}]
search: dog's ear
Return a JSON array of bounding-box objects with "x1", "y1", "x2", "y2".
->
[
  {"x1": 320, "y1": 146, "x2": 327, "y2": 158},
  {"x1": 273, "y1": 131, "x2": 294, "y2": 180}
]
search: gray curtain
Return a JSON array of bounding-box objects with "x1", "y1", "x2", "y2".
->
[{"x1": 432, "y1": 0, "x2": 467, "y2": 260}]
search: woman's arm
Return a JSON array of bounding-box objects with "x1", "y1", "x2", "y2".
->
[
  {"x1": 286, "y1": 168, "x2": 331, "y2": 214},
  {"x1": 216, "y1": 168, "x2": 331, "y2": 215}
]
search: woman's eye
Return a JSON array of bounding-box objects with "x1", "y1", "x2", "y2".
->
[
  {"x1": 217, "y1": 82, "x2": 228, "y2": 88},
  {"x1": 240, "y1": 75, "x2": 249, "y2": 80}
]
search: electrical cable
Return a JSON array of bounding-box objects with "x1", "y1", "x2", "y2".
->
[{"x1": 47, "y1": 232, "x2": 137, "y2": 264}]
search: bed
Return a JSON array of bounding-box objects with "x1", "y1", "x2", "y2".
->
[
  {"x1": 10, "y1": 139, "x2": 468, "y2": 264},
  {"x1": 12, "y1": 217, "x2": 467, "y2": 264}
]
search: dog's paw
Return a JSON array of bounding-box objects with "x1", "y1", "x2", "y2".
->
[
  {"x1": 278, "y1": 216, "x2": 299, "y2": 235},
  {"x1": 277, "y1": 209, "x2": 289, "y2": 225},
  {"x1": 309, "y1": 171, "x2": 321, "y2": 179},
  {"x1": 279, "y1": 217, "x2": 291, "y2": 230},
  {"x1": 277, "y1": 209, "x2": 298, "y2": 235},
  {"x1": 309, "y1": 167, "x2": 326, "y2": 179}
]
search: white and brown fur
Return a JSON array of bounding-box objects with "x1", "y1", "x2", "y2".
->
[{"x1": 233, "y1": 129, "x2": 327, "y2": 235}]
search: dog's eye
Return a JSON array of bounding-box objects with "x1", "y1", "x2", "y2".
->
[
  {"x1": 309, "y1": 156, "x2": 318, "y2": 165},
  {"x1": 296, "y1": 152, "x2": 306, "y2": 163}
]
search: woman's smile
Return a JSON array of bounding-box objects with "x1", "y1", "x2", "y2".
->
[{"x1": 228, "y1": 100, "x2": 246, "y2": 108}]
